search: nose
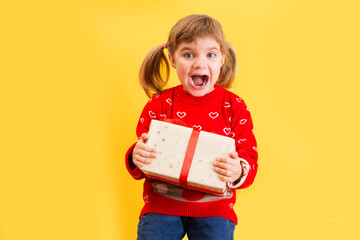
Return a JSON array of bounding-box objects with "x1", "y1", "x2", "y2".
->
[{"x1": 193, "y1": 56, "x2": 207, "y2": 69}]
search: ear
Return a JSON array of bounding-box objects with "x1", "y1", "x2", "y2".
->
[
  {"x1": 168, "y1": 54, "x2": 176, "y2": 68},
  {"x1": 221, "y1": 55, "x2": 225, "y2": 67}
]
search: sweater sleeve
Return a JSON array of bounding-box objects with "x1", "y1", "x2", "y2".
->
[
  {"x1": 124, "y1": 94, "x2": 162, "y2": 180},
  {"x1": 228, "y1": 97, "x2": 258, "y2": 189}
]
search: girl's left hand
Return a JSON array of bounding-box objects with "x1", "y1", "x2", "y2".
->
[{"x1": 213, "y1": 151, "x2": 242, "y2": 183}]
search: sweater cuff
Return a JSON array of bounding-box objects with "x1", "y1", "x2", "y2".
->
[
  {"x1": 227, "y1": 158, "x2": 250, "y2": 189},
  {"x1": 125, "y1": 143, "x2": 146, "y2": 180}
]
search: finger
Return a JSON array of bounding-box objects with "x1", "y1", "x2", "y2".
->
[
  {"x1": 213, "y1": 158, "x2": 233, "y2": 169},
  {"x1": 137, "y1": 142, "x2": 157, "y2": 153},
  {"x1": 133, "y1": 160, "x2": 143, "y2": 168},
  {"x1": 214, "y1": 157, "x2": 227, "y2": 164},
  {"x1": 213, "y1": 161, "x2": 229, "y2": 170},
  {"x1": 133, "y1": 156, "x2": 144, "y2": 168},
  {"x1": 137, "y1": 148, "x2": 157, "y2": 158},
  {"x1": 220, "y1": 156, "x2": 240, "y2": 167},
  {"x1": 216, "y1": 156, "x2": 236, "y2": 163},
  {"x1": 134, "y1": 155, "x2": 152, "y2": 166},
  {"x1": 229, "y1": 151, "x2": 238, "y2": 159},
  {"x1": 218, "y1": 174, "x2": 235, "y2": 183},
  {"x1": 140, "y1": 133, "x2": 149, "y2": 141},
  {"x1": 215, "y1": 168, "x2": 236, "y2": 183},
  {"x1": 214, "y1": 166, "x2": 233, "y2": 178}
]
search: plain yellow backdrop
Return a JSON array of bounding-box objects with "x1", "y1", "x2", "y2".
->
[{"x1": 1, "y1": 0, "x2": 359, "y2": 239}]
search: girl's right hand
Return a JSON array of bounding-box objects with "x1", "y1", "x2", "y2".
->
[{"x1": 132, "y1": 133, "x2": 157, "y2": 168}]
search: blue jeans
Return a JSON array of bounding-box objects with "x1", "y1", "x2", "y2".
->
[{"x1": 137, "y1": 213, "x2": 235, "y2": 240}]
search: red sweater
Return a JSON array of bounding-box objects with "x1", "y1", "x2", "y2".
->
[{"x1": 125, "y1": 85, "x2": 258, "y2": 224}]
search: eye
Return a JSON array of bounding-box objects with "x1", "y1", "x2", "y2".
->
[
  {"x1": 184, "y1": 52, "x2": 194, "y2": 58},
  {"x1": 207, "y1": 52, "x2": 216, "y2": 58}
]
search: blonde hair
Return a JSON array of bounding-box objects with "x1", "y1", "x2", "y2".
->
[{"x1": 139, "y1": 14, "x2": 237, "y2": 98}]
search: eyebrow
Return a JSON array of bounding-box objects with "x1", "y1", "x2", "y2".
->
[{"x1": 179, "y1": 46, "x2": 220, "y2": 52}]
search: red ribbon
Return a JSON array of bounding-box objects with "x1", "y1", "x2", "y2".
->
[
  {"x1": 161, "y1": 119, "x2": 200, "y2": 189},
  {"x1": 179, "y1": 129, "x2": 200, "y2": 189}
]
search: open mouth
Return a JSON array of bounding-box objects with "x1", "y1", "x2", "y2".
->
[{"x1": 191, "y1": 75, "x2": 209, "y2": 88}]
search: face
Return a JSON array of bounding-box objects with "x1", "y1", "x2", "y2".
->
[{"x1": 169, "y1": 37, "x2": 224, "y2": 97}]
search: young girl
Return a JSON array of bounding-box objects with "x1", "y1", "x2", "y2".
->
[{"x1": 125, "y1": 14, "x2": 258, "y2": 240}]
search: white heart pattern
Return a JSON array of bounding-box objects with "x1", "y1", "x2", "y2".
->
[
  {"x1": 140, "y1": 118, "x2": 144, "y2": 123},
  {"x1": 238, "y1": 139, "x2": 247, "y2": 144},
  {"x1": 240, "y1": 119, "x2": 247, "y2": 124},
  {"x1": 209, "y1": 112, "x2": 219, "y2": 119},
  {"x1": 166, "y1": 98, "x2": 172, "y2": 105},
  {"x1": 223, "y1": 102, "x2": 231, "y2": 108},
  {"x1": 160, "y1": 114, "x2": 166, "y2": 119},
  {"x1": 236, "y1": 98, "x2": 242, "y2": 102},
  {"x1": 223, "y1": 128, "x2": 231, "y2": 135},
  {"x1": 230, "y1": 132, "x2": 235, "y2": 138},
  {"x1": 149, "y1": 111, "x2": 156, "y2": 118},
  {"x1": 193, "y1": 125, "x2": 202, "y2": 131},
  {"x1": 177, "y1": 111, "x2": 186, "y2": 118}
]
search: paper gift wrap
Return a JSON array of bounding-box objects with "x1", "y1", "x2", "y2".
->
[{"x1": 140, "y1": 120, "x2": 235, "y2": 195}]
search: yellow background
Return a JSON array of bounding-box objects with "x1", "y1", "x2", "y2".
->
[{"x1": 1, "y1": 0, "x2": 359, "y2": 239}]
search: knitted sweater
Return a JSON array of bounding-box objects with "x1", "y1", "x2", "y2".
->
[{"x1": 125, "y1": 84, "x2": 258, "y2": 224}]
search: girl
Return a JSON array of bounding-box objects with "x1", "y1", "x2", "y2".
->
[{"x1": 125, "y1": 14, "x2": 258, "y2": 240}]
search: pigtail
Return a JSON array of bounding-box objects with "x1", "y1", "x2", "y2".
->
[
  {"x1": 218, "y1": 42, "x2": 237, "y2": 88},
  {"x1": 139, "y1": 45, "x2": 170, "y2": 98}
]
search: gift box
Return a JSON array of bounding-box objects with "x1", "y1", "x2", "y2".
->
[{"x1": 140, "y1": 120, "x2": 235, "y2": 195}]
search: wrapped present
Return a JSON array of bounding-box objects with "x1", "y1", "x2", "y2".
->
[{"x1": 140, "y1": 120, "x2": 235, "y2": 195}]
